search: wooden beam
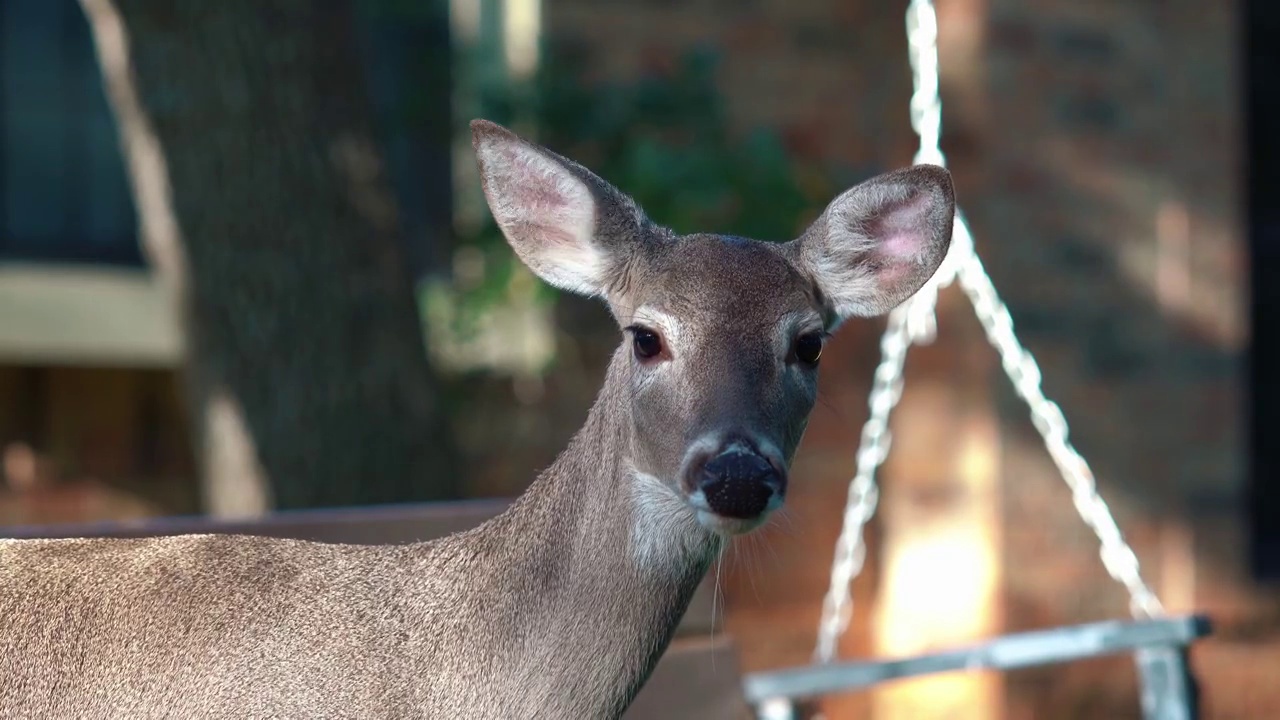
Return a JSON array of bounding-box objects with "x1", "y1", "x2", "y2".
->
[
  {"x1": 0, "y1": 264, "x2": 180, "y2": 368},
  {"x1": 741, "y1": 615, "x2": 1210, "y2": 704}
]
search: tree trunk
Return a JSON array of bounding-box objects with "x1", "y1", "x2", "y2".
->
[{"x1": 80, "y1": 0, "x2": 459, "y2": 514}]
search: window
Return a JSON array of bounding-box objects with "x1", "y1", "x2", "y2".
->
[
  {"x1": 0, "y1": 0, "x2": 455, "y2": 276},
  {"x1": 0, "y1": 0, "x2": 142, "y2": 267}
]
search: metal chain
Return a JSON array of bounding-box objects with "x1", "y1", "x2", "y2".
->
[
  {"x1": 812, "y1": 308, "x2": 908, "y2": 662},
  {"x1": 813, "y1": 0, "x2": 1162, "y2": 665},
  {"x1": 952, "y1": 247, "x2": 1165, "y2": 619}
]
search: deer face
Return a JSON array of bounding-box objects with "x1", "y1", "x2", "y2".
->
[{"x1": 472, "y1": 120, "x2": 954, "y2": 536}]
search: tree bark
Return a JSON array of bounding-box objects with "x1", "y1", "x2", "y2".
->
[{"x1": 80, "y1": 0, "x2": 459, "y2": 514}]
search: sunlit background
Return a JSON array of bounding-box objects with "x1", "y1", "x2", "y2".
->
[{"x1": 0, "y1": 0, "x2": 1270, "y2": 718}]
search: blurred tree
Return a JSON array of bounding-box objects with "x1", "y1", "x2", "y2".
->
[{"x1": 79, "y1": 0, "x2": 459, "y2": 514}]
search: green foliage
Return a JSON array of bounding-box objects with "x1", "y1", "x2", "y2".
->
[{"x1": 450, "y1": 43, "x2": 840, "y2": 321}]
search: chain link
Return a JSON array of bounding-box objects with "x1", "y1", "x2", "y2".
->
[{"x1": 813, "y1": 0, "x2": 1163, "y2": 665}]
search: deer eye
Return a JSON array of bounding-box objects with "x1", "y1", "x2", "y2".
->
[
  {"x1": 795, "y1": 332, "x2": 824, "y2": 366},
  {"x1": 630, "y1": 327, "x2": 664, "y2": 360}
]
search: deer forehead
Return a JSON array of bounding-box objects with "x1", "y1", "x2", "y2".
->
[{"x1": 622, "y1": 235, "x2": 822, "y2": 329}]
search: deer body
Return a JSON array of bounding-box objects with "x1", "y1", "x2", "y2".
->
[
  {"x1": 0, "y1": 120, "x2": 954, "y2": 719},
  {"x1": 1, "y1": 355, "x2": 712, "y2": 718}
]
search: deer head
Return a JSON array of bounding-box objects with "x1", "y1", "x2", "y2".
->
[{"x1": 472, "y1": 119, "x2": 954, "y2": 536}]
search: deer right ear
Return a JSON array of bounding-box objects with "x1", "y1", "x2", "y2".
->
[
  {"x1": 791, "y1": 165, "x2": 955, "y2": 322},
  {"x1": 471, "y1": 119, "x2": 644, "y2": 298}
]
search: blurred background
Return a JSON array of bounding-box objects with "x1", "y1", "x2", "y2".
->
[{"x1": 0, "y1": 0, "x2": 1271, "y2": 717}]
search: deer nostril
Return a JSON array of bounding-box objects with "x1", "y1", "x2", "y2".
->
[{"x1": 697, "y1": 451, "x2": 784, "y2": 519}]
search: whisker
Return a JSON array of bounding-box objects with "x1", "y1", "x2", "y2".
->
[
  {"x1": 816, "y1": 388, "x2": 847, "y2": 423},
  {"x1": 769, "y1": 506, "x2": 799, "y2": 538},
  {"x1": 711, "y1": 540, "x2": 728, "y2": 673},
  {"x1": 741, "y1": 534, "x2": 764, "y2": 606},
  {"x1": 763, "y1": 527, "x2": 786, "y2": 571}
]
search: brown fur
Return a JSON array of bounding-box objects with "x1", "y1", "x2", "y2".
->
[{"x1": 0, "y1": 120, "x2": 953, "y2": 719}]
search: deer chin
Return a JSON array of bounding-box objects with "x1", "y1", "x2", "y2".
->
[{"x1": 694, "y1": 510, "x2": 769, "y2": 536}]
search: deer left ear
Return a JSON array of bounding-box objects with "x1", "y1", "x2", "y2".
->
[
  {"x1": 791, "y1": 165, "x2": 955, "y2": 320},
  {"x1": 470, "y1": 119, "x2": 651, "y2": 298}
]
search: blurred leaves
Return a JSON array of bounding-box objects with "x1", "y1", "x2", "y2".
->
[{"x1": 443, "y1": 39, "x2": 839, "y2": 341}]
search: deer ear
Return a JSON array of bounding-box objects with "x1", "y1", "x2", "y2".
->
[
  {"x1": 470, "y1": 119, "x2": 645, "y2": 297},
  {"x1": 793, "y1": 165, "x2": 955, "y2": 320}
]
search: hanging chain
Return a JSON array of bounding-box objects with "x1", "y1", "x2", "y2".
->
[{"x1": 813, "y1": 0, "x2": 1162, "y2": 665}]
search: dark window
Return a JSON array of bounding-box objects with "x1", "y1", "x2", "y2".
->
[
  {"x1": 0, "y1": 0, "x2": 142, "y2": 267},
  {"x1": 1248, "y1": 0, "x2": 1280, "y2": 581}
]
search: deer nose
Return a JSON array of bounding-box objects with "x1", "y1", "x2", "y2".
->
[{"x1": 686, "y1": 438, "x2": 787, "y2": 520}]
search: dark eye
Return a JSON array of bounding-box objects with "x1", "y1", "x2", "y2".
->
[
  {"x1": 795, "y1": 332, "x2": 824, "y2": 365},
  {"x1": 631, "y1": 327, "x2": 664, "y2": 360}
]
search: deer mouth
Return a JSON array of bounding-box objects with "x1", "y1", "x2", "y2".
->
[
  {"x1": 687, "y1": 483, "x2": 785, "y2": 535},
  {"x1": 691, "y1": 507, "x2": 778, "y2": 535}
]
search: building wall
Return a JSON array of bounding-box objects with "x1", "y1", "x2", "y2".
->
[{"x1": 975, "y1": 1, "x2": 1253, "y2": 718}]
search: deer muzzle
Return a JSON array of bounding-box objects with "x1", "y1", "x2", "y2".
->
[{"x1": 682, "y1": 435, "x2": 787, "y2": 529}]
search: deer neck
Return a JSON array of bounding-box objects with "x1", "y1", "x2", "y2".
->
[{"x1": 443, "y1": 347, "x2": 720, "y2": 716}]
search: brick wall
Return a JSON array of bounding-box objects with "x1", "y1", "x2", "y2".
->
[
  {"x1": 974, "y1": 2, "x2": 1252, "y2": 718},
  {"x1": 543, "y1": 0, "x2": 1257, "y2": 718}
]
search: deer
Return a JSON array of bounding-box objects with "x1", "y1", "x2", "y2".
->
[{"x1": 0, "y1": 119, "x2": 954, "y2": 719}]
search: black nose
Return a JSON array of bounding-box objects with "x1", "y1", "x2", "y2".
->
[{"x1": 698, "y1": 450, "x2": 784, "y2": 519}]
